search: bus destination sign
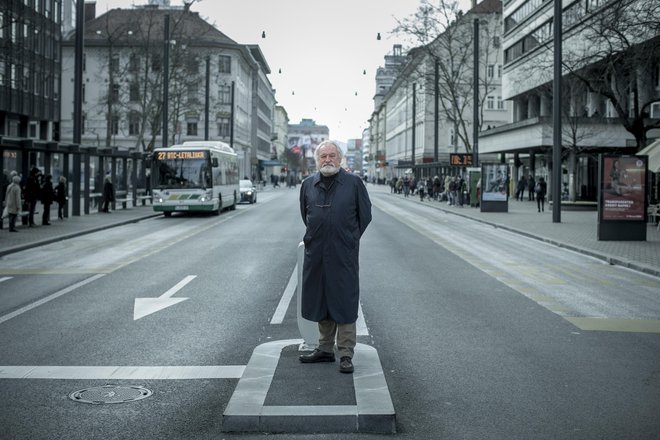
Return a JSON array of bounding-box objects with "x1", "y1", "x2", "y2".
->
[
  {"x1": 450, "y1": 153, "x2": 472, "y2": 166},
  {"x1": 156, "y1": 151, "x2": 206, "y2": 160}
]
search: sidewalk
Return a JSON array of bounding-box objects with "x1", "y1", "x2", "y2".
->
[
  {"x1": 0, "y1": 204, "x2": 160, "y2": 257},
  {"x1": 369, "y1": 184, "x2": 660, "y2": 278}
]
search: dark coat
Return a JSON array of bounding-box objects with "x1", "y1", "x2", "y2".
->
[
  {"x1": 41, "y1": 179, "x2": 54, "y2": 205},
  {"x1": 299, "y1": 168, "x2": 372, "y2": 324},
  {"x1": 56, "y1": 182, "x2": 67, "y2": 204},
  {"x1": 103, "y1": 181, "x2": 115, "y2": 202}
]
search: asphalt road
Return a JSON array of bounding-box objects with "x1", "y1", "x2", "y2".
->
[{"x1": 0, "y1": 187, "x2": 659, "y2": 439}]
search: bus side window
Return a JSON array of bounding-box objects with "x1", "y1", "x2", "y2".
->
[{"x1": 212, "y1": 157, "x2": 219, "y2": 167}]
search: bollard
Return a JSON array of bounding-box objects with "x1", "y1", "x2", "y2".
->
[{"x1": 296, "y1": 241, "x2": 319, "y2": 351}]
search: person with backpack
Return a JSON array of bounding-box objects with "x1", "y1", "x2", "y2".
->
[{"x1": 40, "y1": 174, "x2": 55, "y2": 225}]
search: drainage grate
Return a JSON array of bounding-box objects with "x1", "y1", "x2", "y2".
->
[{"x1": 69, "y1": 385, "x2": 152, "y2": 404}]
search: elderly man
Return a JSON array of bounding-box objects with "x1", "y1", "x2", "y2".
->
[
  {"x1": 298, "y1": 140, "x2": 372, "y2": 374},
  {"x1": 5, "y1": 175, "x2": 22, "y2": 232}
]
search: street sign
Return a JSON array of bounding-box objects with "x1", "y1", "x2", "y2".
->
[{"x1": 450, "y1": 153, "x2": 472, "y2": 166}]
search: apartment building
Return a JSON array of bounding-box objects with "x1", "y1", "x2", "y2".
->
[
  {"x1": 1, "y1": 0, "x2": 63, "y2": 179},
  {"x1": 59, "y1": 2, "x2": 275, "y2": 180},
  {"x1": 369, "y1": 0, "x2": 508, "y2": 181}
]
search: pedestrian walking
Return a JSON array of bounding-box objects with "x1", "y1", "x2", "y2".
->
[
  {"x1": 56, "y1": 176, "x2": 67, "y2": 220},
  {"x1": 101, "y1": 176, "x2": 115, "y2": 213},
  {"x1": 527, "y1": 176, "x2": 535, "y2": 201},
  {"x1": 4, "y1": 175, "x2": 22, "y2": 232},
  {"x1": 535, "y1": 177, "x2": 547, "y2": 212},
  {"x1": 40, "y1": 174, "x2": 55, "y2": 225},
  {"x1": 418, "y1": 178, "x2": 426, "y2": 201},
  {"x1": 298, "y1": 140, "x2": 372, "y2": 374},
  {"x1": 516, "y1": 176, "x2": 527, "y2": 201}
]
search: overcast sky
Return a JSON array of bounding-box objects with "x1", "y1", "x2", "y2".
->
[{"x1": 93, "y1": 0, "x2": 453, "y2": 142}]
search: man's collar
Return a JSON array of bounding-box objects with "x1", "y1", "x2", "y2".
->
[{"x1": 313, "y1": 168, "x2": 346, "y2": 186}]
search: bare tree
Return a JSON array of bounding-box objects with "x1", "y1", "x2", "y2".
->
[
  {"x1": 393, "y1": 0, "x2": 502, "y2": 154},
  {"x1": 522, "y1": 0, "x2": 660, "y2": 150}
]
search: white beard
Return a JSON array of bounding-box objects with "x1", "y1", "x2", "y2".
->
[{"x1": 320, "y1": 165, "x2": 339, "y2": 176}]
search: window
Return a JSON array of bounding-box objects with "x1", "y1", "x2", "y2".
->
[
  {"x1": 151, "y1": 54, "x2": 161, "y2": 72},
  {"x1": 110, "y1": 115, "x2": 119, "y2": 135},
  {"x1": 111, "y1": 54, "x2": 120, "y2": 73},
  {"x1": 487, "y1": 96, "x2": 495, "y2": 110},
  {"x1": 187, "y1": 122, "x2": 198, "y2": 136},
  {"x1": 188, "y1": 83, "x2": 198, "y2": 104},
  {"x1": 82, "y1": 83, "x2": 86, "y2": 102},
  {"x1": 218, "y1": 55, "x2": 231, "y2": 74},
  {"x1": 129, "y1": 112, "x2": 140, "y2": 135},
  {"x1": 493, "y1": 36, "x2": 500, "y2": 48},
  {"x1": 129, "y1": 82, "x2": 139, "y2": 102},
  {"x1": 111, "y1": 84, "x2": 119, "y2": 103},
  {"x1": 82, "y1": 113, "x2": 86, "y2": 134},
  {"x1": 487, "y1": 64, "x2": 495, "y2": 78},
  {"x1": 0, "y1": 12, "x2": 4, "y2": 39},
  {"x1": 497, "y1": 96, "x2": 505, "y2": 110},
  {"x1": 186, "y1": 56, "x2": 198, "y2": 74},
  {"x1": 218, "y1": 84, "x2": 231, "y2": 103},
  {"x1": 497, "y1": 65, "x2": 502, "y2": 78},
  {"x1": 0, "y1": 61, "x2": 4, "y2": 86},
  {"x1": 129, "y1": 53, "x2": 140, "y2": 73},
  {"x1": 217, "y1": 117, "x2": 231, "y2": 137}
]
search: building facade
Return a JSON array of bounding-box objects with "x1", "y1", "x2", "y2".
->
[
  {"x1": 59, "y1": 3, "x2": 276, "y2": 180},
  {"x1": 369, "y1": 0, "x2": 508, "y2": 181},
  {"x1": 479, "y1": 0, "x2": 660, "y2": 201},
  {"x1": 1, "y1": 0, "x2": 63, "y2": 181}
]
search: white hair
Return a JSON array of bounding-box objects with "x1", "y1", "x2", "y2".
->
[{"x1": 314, "y1": 140, "x2": 343, "y2": 164}]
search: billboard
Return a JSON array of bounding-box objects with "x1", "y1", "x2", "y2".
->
[
  {"x1": 481, "y1": 163, "x2": 508, "y2": 202},
  {"x1": 601, "y1": 156, "x2": 646, "y2": 221}
]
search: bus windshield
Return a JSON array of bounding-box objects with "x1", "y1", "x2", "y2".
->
[{"x1": 153, "y1": 151, "x2": 212, "y2": 189}]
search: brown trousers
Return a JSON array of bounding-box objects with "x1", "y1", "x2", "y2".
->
[{"x1": 318, "y1": 319, "x2": 357, "y2": 359}]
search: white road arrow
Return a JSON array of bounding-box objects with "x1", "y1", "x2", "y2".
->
[{"x1": 133, "y1": 275, "x2": 196, "y2": 320}]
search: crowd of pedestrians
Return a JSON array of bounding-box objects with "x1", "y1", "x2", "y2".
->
[
  {"x1": 386, "y1": 172, "x2": 551, "y2": 213},
  {"x1": 388, "y1": 174, "x2": 471, "y2": 207},
  {"x1": 1, "y1": 166, "x2": 72, "y2": 232}
]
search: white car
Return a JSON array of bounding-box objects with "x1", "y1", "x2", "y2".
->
[{"x1": 239, "y1": 179, "x2": 257, "y2": 204}]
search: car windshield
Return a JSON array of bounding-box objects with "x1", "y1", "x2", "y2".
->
[{"x1": 240, "y1": 180, "x2": 254, "y2": 189}]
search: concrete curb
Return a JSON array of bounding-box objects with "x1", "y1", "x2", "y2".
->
[
  {"x1": 0, "y1": 213, "x2": 161, "y2": 258},
  {"x1": 222, "y1": 339, "x2": 396, "y2": 434}
]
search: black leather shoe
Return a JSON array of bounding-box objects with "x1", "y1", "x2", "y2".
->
[
  {"x1": 339, "y1": 356, "x2": 354, "y2": 374},
  {"x1": 299, "y1": 349, "x2": 335, "y2": 363}
]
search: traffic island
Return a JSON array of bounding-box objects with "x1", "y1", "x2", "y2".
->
[{"x1": 222, "y1": 339, "x2": 396, "y2": 434}]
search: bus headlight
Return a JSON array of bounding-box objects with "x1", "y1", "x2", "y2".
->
[{"x1": 200, "y1": 189, "x2": 213, "y2": 202}]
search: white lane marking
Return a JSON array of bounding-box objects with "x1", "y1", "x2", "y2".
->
[
  {"x1": 271, "y1": 267, "x2": 297, "y2": 324},
  {"x1": 133, "y1": 275, "x2": 196, "y2": 320},
  {"x1": 0, "y1": 274, "x2": 106, "y2": 325},
  {"x1": 0, "y1": 365, "x2": 244, "y2": 380},
  {"x1": 0, "y1": 276, "x2": 12, "y2": 283},
  {"x1": 270, "y1": 265, "x2": 369, "y2": 335}
]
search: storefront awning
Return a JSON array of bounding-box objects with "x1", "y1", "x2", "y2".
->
[{"x1": 639, "y1": 139, "x2": 660, "y2": 173}]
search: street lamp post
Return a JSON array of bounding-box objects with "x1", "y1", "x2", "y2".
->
[
  {"x1": 162, "y1": 14, "x2": 170, "y2": 148},
  {"x1": 552, "y1": 0, "x2": 563, "y2": 223},
  {"x1": 472, "y1": 19, "x2": 480, "y2": 168}
]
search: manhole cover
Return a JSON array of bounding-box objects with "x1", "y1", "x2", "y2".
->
[{"x1": 69, "y1": 385, "x2": 152, "y2": 404}]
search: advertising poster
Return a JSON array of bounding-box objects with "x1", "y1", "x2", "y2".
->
[
  {"x1": 481, "y1": 163, "x2": 508, "y2": 202},
  {"x1": 602, "y1": 156, "x2": 646, "y2": 221}
]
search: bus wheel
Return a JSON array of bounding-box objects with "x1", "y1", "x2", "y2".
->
[
  {"x1": 164, "y1": 211, "x2": 172, "y2": 217},
  {"x1": 229, "y1": 192, "x2": 237, "y2": 211},
  {"x1": 213, "y1": 197, "x2": 221, "y2": 215}
]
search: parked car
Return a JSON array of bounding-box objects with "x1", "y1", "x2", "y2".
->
[{"x1": 239, "y1": 179, "x2": 257, "y2": 204}]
